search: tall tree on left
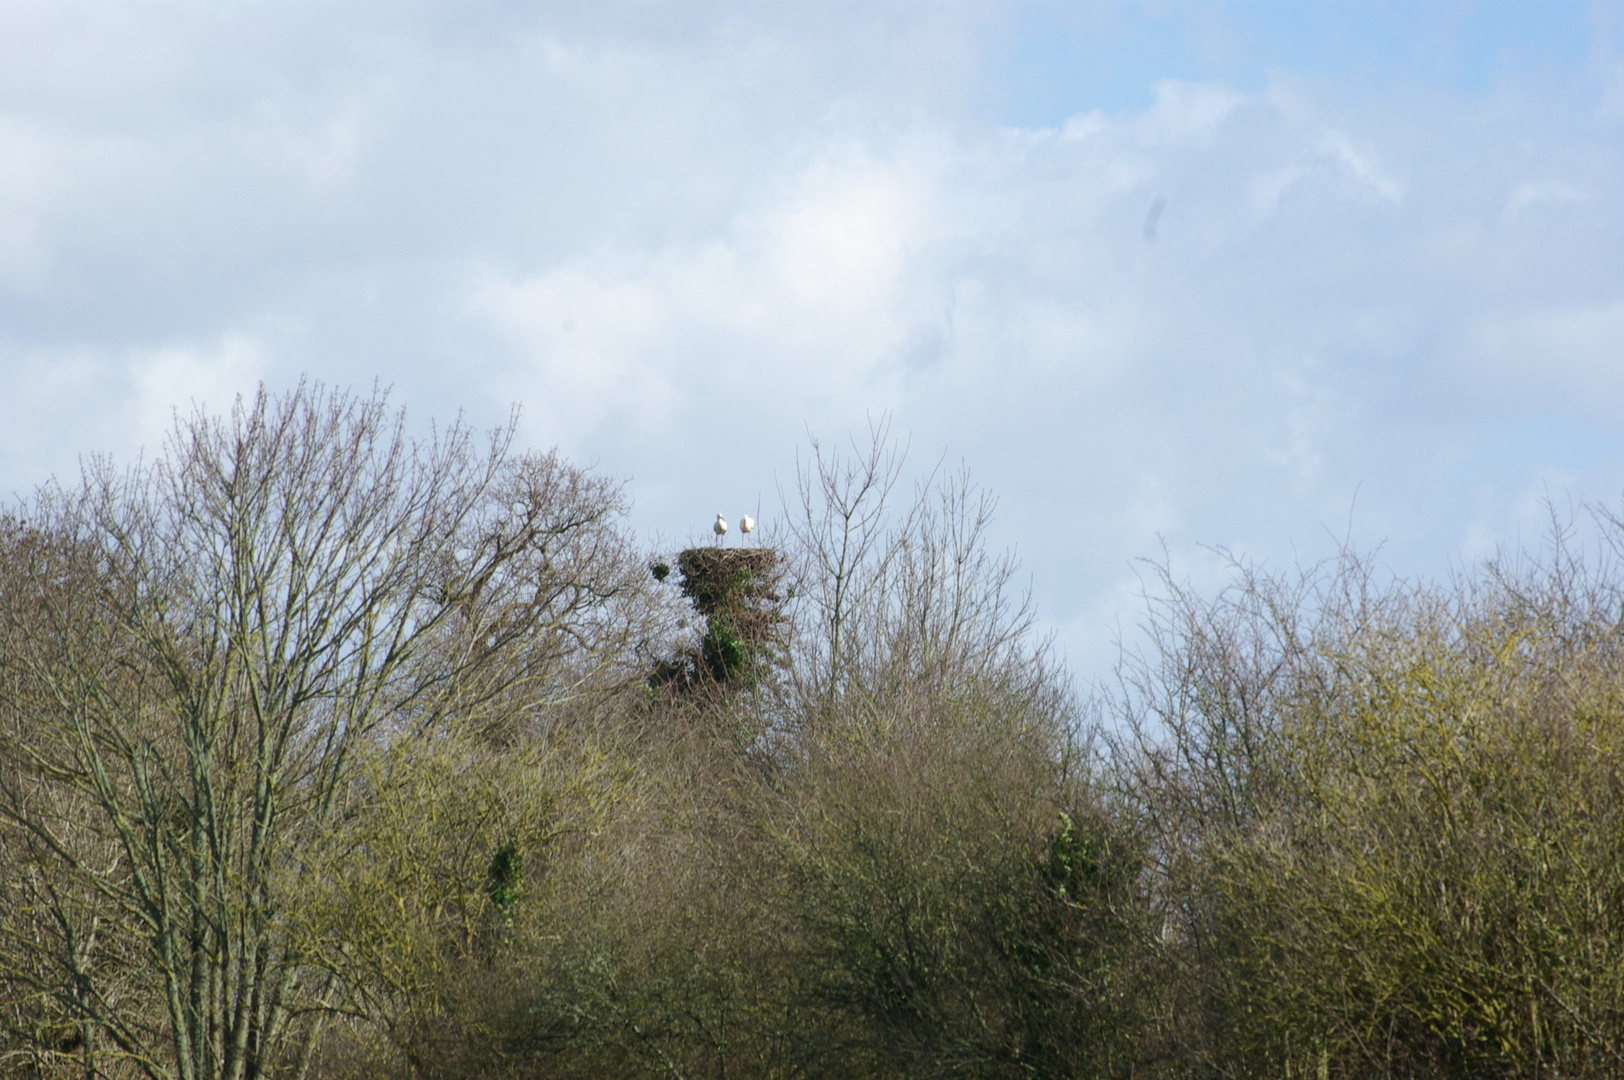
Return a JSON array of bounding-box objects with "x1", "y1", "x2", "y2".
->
[{"x1": 0, "y1": 383, "x2": 639, "y2": 1080}]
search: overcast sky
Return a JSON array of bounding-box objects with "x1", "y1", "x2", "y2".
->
[{"x1": 3, "y1": 1, "x2": 1622, "y2": 680}]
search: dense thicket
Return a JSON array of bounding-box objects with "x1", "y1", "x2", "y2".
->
[
  {"x1": 4, "y1": 386, "x2": 1624, "y2": 1079},
  {"x1": 1116, "y1": 543, "x2": 1624, "y2": 1079}
]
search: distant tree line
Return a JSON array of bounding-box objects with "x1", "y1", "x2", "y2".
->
[{"x1": 2, "y1": 382, "x2": 1623, "y2": 1079}]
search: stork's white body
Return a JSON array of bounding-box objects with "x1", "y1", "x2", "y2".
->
[{"x1": 713, "y1": 513, "x2": 728, "y2": 538}]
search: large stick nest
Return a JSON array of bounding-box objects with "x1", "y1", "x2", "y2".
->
[{"x1": 676, "y1": 547, "x2": 781, "y2": 623}]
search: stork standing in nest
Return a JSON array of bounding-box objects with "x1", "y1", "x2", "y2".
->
[{"x1": 713, "y1": 512, "x2": 727, "y2": 546}]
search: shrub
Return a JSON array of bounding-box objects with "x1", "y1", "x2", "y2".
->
[{"x1": 1117, "y1": 539, "x2": 1624, "y2": 1078}]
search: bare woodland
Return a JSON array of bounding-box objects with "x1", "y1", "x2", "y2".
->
[{"x1": 2, "y1": 383, "x2": 1623, "y2": 1079}]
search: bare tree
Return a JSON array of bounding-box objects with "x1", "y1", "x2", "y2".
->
[
  {"x1": 780, "y1": 420, "x2": 1055, "y2": 738},
  {"x1": 0, "y1": 382, "x2": 647, "y2": 1080},
  {"x1": 780, "y1": 417, "x2": 911, "y2": 710}
]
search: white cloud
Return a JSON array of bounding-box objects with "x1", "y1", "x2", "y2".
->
[
  {"x1": 767, "y1": 157, "x2": 922, "y2": 307},
  {"x1": 461, "y1": 141, "x2": 948, "y2": 448},
  {"x1": 1503, "y1": 179, "x2": 1589, "y2": 218},
  {"x1": 127, "y1": 332, "x2": 270, "y2": 444},
  {"x1": 1251, "y1": 128, "x2": 1401, "y2": 214},
  {"x1": 1464, "y1": 301, "x2": 1624, "y2": 422},
  {"x1": 1135, "y1": 79, "x2": 1248, "y2": 146},
  {"x1": 0, "y1": 332, "x2": 270, "y2": 493}
]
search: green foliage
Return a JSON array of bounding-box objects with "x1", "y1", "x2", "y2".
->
[
  {"x1": 701, "y1": 613, "x2": 750, "y2": 680},
  {"x1": 772, "y1": 681, "x2": 1166, "y2": 1080},
  {"x1": 1118, "y1": 542, "x2": 1624, "y2": 1079},
  {"x1": 486, "y1": 844, "x2": 523, "y2": 913},
  {"x1": 486, "y1": 842, "x2": 524, "y2": 938}
]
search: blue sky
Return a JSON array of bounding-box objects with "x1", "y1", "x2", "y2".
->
[
  {"x1": 1000, "y1": 1, "x2": 1602, "y2": 121},
  {"x1": 1, "y1": 1, "x2": 1621, "y2": 681}
]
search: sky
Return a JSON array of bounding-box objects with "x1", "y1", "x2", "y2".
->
[{"x1": 2, "y1": 0, "x2": 1622, "y2": 682}]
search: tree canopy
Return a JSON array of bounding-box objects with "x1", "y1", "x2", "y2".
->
[{"x1": 3, "y1": 383, "x2": 1624, "y2": 1080}]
